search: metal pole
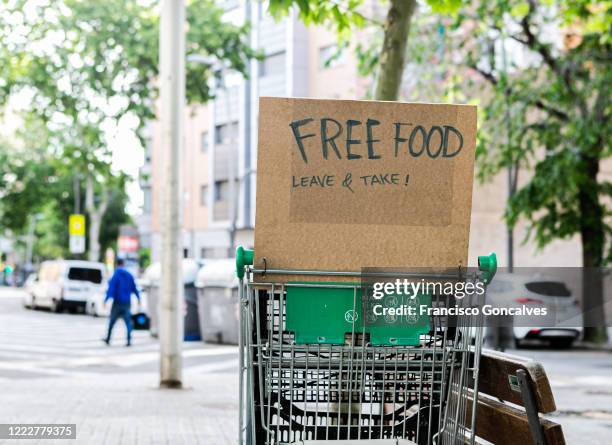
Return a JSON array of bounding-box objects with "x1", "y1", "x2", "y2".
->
[
  {"x1": 226, "y1": 80, "x2": 238, "y2": 257},
  {"x1": 242, "y1": 0, "x2": 253, "y2": 230},
  {"x1": 25, "y1": 216, "x2": 36, "y2": 274},
  {"x1": 159, "y1": 0, "x2": 185, "y2": 388},
  {"x1": 73, "y1": 175, "x2": 81, "y2": 262},
  {"x1": 494, "y1": 35, "x2": 514, "y2": 352},
  {"x1": 507, "y1": 172, "x2": 514, "y2": 272},
  {"x1": 73, "y1": 174, "x2": 80, "y2": 214},
  {"x1": 501, "y1": 36, "x2": 514, "y2": 273}
]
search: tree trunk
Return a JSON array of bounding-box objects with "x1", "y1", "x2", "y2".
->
[
  {"x1": 374, "y1": 0, "x2": 417, "y2": 101},
  {"x1": 578, "y1": 154, "x2": 608, "y2": 343},
  {"x1": 373, "y1": 0, "x2": 417, "y2": 416},
  {"x1": 85, "y1": 175, "x2": 109, "y2": 262},
  {"x1": 88, "y1": 213, "x2": 101, "y2": 262}
]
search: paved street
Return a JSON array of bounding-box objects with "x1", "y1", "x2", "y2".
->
[
  {"x1": 510, "y1": 347, "x2": 612, "y2": 444},
  {"x1": 0, "y1": 287, "x2": 238, "y2": 445},
  {"x1": 1, "y1": 286, "x2": 612, "y2": 444}
]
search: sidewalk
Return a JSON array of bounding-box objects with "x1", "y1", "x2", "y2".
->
[
  {"x1": 0, "y1": 368, "x2": 238, "y2": 445},
  {"x1": 0, "y1": 288, "x2": 238, "y2": 445}
]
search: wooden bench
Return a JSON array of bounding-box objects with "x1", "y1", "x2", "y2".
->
[
  {"x1": 470, "y1": 349, "x2": 566, "y2": 445},
  {"x1": 299, "y1": 349, "x2": 565, "y2": 445}
]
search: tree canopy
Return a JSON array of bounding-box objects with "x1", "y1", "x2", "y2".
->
[
  {"x1": 451, "y1": 0, "x2": 611, "y2": 262},
  {"x1": 450, "y1": 0, "x2": 610, "y2": 341},
  {"x1": 0, "y1": 0, "x2": 258, "y2": 261}
]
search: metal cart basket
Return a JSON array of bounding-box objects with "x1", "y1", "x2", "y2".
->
[{"x1": 236, "y1": 247, "x2": 497, "y2": 445}]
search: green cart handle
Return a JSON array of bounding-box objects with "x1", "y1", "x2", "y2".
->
[
  {"x1": 478, "y1": 252, "x2": 497, "y2": 284},
  {"x1": 235, "y1": 247, "x2": 496, "y2": 282},
  {"x1": 236, "y1": 246, "x2": 254, "y2": 279}
]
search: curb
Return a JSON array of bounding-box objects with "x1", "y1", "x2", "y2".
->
[{"x1": 573, "y1": 341, "x2": 612, "y2": 352}]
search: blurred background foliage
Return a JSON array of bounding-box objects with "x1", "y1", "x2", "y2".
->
[{"x1": 0, "y1": 0, "x2": 258, "y2": 261}]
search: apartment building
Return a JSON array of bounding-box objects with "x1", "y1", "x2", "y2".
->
[
  {"x1": 142, "y1": 1, "x2": 596, "y2": 267},
  {"x1": 144, "y1": 2, "x2": 373, "y2": 262}
]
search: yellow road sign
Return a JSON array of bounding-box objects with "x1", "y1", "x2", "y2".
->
[{"x1": 69, "y1": 214, "x2": 85, "y2": 236}]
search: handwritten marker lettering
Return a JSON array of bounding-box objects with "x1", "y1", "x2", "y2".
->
[
  {"x1": 292, "y1": 175, "x2": 335, "y2": 188},
  {"x1": 342, "y1": 173, "x2": 354, "y2": 193},
  {"x1": 360, "y1": 174, "x2": 400, "y2": 186},
  {"x1": 289, "y1": 118, "x2": 464, "y2": 163}
]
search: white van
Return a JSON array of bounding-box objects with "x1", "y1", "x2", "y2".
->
[{"x1": 27, "y1": 260, "x2": 107, "y2": 312}]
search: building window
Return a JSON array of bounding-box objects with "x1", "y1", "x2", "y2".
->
[
  {"x1": 214, "y1": 180, "x2": 229, "y2": 202},
  {"x1": 259, "y1": 51, "x2": 285, "y2": 77},
  {"x1": 201, "y1": 131, "x2": 208, "y2": 153},
  {"x1": 200, "y1": 247, "x2": 216, "y2": 259},
  {"x1": 215, "y1": 124, "x2": 225, "y2": 144},
  {"x1": 214, "y1": 123, "x2": 238, "y2": 145},
  {"x1": 200, "y1": 185, "x2": 208, "y2": 207},
  {"x1": 319, "y1": 44, "x2": 344, "y2": 69},
  {"x1": 231, "y1": 121, "x2": 238, "y2": 137},
  {"x1": 201, "y1": 247, "x2": 226, "y2": 259}
]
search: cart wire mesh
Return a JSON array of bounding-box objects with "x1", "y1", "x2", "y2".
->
[{"x1": 238, "y1": 268, "x2": 487, "y2": 445}]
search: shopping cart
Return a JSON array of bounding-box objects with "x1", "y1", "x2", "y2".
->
[{"x1": 236, "y1": 247, "x2": 497, "y2": 445}]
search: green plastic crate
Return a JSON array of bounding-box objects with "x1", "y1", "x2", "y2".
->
[
  {"x1": 285, "y1": 283, "x2": 431, "y2": 346},
  {"x1": 365, "y1": 292, "x2": 432, "y2": 346},
  {"x1": 285, "y1": 284, "x2": 363, "y2": 344}
]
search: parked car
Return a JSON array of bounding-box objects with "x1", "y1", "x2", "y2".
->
[
  {"x1": 85, "y1": 278, "x2": 147, "y2": 318},
  {"x1": 25, "y1": 260, "x2": 107, "y2": 313},
  {"x1": 21, "y1": 273, "x2": 38, "y2": 308},
  {"x1": 486, "y1": 273, "x2": 583, "y2": 348}
]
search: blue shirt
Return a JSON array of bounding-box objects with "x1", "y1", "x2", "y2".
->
[{"x1": 105, "y1": 268, "x2": 140, "y2": 305}]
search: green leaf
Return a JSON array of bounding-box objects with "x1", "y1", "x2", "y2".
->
[
  {"x1": 427, "y1": 0, "x2": 463, "y2": 15},
  {"x1": 510, "y1": 2, "x2": 530, "y2": 18}
]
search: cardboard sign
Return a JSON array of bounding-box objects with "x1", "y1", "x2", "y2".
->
[{"x1": 254, "y1": 97, "x2": 476, "y2": 277}]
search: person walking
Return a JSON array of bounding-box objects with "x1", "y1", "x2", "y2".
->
[{"x1": 103, "y1": 258, "x2": 140, "y2": 346}]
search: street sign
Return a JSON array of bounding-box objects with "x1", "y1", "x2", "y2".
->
[
  {"x1": 118, "y1": 236, "x2": 139, "y2": 252},
  {"x1": 69, "y1": 214, "x2": 85, "y2": 236},
  {"x1": 69, "y1": 214, "x2": 86, "y2": 254},
  {"x1": 69, "y1": 235, "x2": 86, "y2": 254}
]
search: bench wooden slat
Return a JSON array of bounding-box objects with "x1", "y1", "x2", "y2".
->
[
  {"x1": 474, "y1": 349, "x2": 556, "y2": 413},
  {"x1": 471, "y1": 395, "x2": 565, "y2": 445}
]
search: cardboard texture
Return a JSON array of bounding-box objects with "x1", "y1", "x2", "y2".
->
[{"x1": 254, "y1": 97, "x2": 476, "y2": 279}]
